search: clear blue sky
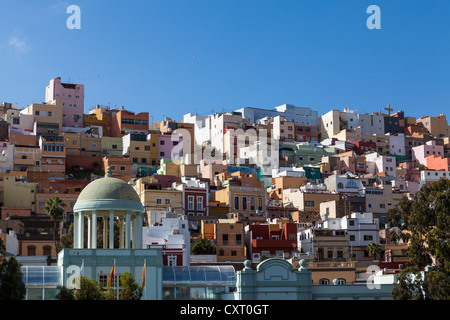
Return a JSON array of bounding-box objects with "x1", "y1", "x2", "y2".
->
[{"x1": 1, "y1": 0, "x2": 449, "y2": 122}]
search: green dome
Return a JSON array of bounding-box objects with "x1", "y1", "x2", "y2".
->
[{"x1": 77, "y1": 176, "x2": 140, "y2": 202}]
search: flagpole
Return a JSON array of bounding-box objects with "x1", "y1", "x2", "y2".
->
[
  {"x1": 144, "y1": 259, "x2": 146, "y2": 300},
  {"x1": 115, "y1": 259, "x2": 118, "y2": 300}
]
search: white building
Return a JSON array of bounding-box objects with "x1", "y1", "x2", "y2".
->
[
  {"x1": 320, "y1": 212, "x2": 379, "y2": 260},
  {"x1": 420, "y1": 170, "x2": 450, "y2": 187},
  {"x1": 319, "y1": 109, "x2": 359, "y2": 141},
  {"x1": 142, "y1": 214, "x2": 191, "y2": 266},
  {"x1": 388, "y1": 133, "x2": 406, "y2": 156},
  {"x1": 182, "y1": 113, "x2": 212, "y2": 147},
  {"x1": 365, "y1": 152, "x2": 397, "y2": 177},
  {"x1": 359, "y1": 111, "x2": 385, "y2": 135}
]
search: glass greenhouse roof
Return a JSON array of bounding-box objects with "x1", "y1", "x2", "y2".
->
[{"x1": 163, "y1": 266, "x2": 236, "y2": 286}]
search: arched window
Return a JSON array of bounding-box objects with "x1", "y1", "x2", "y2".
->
[
  {"x1": 337, "y1": 182, "x2": 344, "y2": 189},
  {"x1": 336, "y1": 278, "x2": 346, "y2": 285},
  {"x1": 27, "y1": 245, "x2": 36, "y2": 256},
  {"x1": 43, "y1": 245, "x2": 52, "y2": 256},
  {"x1": 319, "y1": 278, "x2": 329, "y2": 285}
]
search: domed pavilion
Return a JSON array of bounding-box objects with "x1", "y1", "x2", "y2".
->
[{"x1": 73, "y1": 168, "x2": 145, "y2": 249}]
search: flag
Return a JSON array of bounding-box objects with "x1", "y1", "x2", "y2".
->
[
  {"x1": 107, "y1": 261, "x2": 115, "y2": 290},
  {"x1": 141, "y1": 260, "x2": 146, "y2": 289},
  {"x1": 79, "y1": 259, "x2": 84, "y2": 276}
]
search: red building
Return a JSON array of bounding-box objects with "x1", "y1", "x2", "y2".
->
[
  {"x1": 294, "y1": 125, "x2": 319, "y2": 143},
  {"x1": 146, "y1": 244, "x2": 184, "y2": 266},
  {"x1": 350, "y1": 140, "x2": 377, "y2": 155},
  {"x1": 176, "y1": 178, "x2": 209, "y2": 217},
  {"x1": 248, "y1": 222, "x2": 297, "y2": 262}
]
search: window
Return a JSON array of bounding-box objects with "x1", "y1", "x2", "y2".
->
[
  {"x1": 327, "y1": 251, "x2": 333, "y2": 259},
  {"x1": 168, "y1": 256, "x2": 177, "y2": 267},
  {"x1": 110, "y1": 165, "x2": 116, "y2": 171},
  {"x1": 27, "y1": 245, "x2": 36, "y2": 256},
  {"x1": 156, "y1": 198, "x2": 162, "y2": 205},
  {"x1": 236, "y1": 234, "x2": 242, "y2": 245},
  {"x1": 349, "y1": 235, "x2": 355, "y2": 241},
  {"x1": 242, "y1": 196, "x2": 247, "y2": 210},
  {"x1": 141, "y1": 158, "x2": 147, "y2": 163},
  {"x1": 305, "y1": 201, "x2": 314, "y2": 207},
  {"x1": 43, "y1": 246, "x2": 52, "y2": 256},
  {"x1": 160, "y1": 152, "x2": 165, "y2": 157},
  {"x1": 234, "y1": 196, "x2": 239, "y2": 210},
  {"x1": 364, "y1": 235, "x2": 373, "y2": 241},
  {"x1": 319, "y1": 279, "x2": 329, "y2": 285},
  {"x1": 250, "y1": 197, "x2": 255, "y2": 211},
  {"x1": 197, "y1": 196, "x2": 203, "y2": 210},
  {"x1": 337, "y1": 250, "x2": 343, "y2": 259},
  {"x1": 145, "y1": 145, "x2": 150, "y2": 151},
  {"x1": 120, "y1": 166, "x2": 126, "y2": 171},
  {"x1": 160, "y1": 140, "x2": 165, "y2": 145},
  {"x1": 92, "y1": 143, "x2": 97, "y2": 148},
  {"x1": 257, "y1": 197, "x2": 263, "y2": 211},
  {"x1": 336, "y1": 279, "x2": 346, "y2": 285},
  {"x1": 223, "y1": 234, "x2": 228, "y2": 245},
  {"x1": 188, "y1": 196, "x2": 194, "y2": 210},
  {"x1": 112, "y1": 144, "x2": 118, "y2": 149},
  {"x1": 349, "y1": 220, "x2": 355, "y2": 226},
  {"x1": 132, "y1": 157, "x2": 138, "y2": 163},
  {"x1": 165, "y1": 199, "x2": 171, "y2": 205}
]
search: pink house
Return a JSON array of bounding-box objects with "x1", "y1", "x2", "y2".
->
[
  {"x1": 411, "y1": 140, "x2": 444, "y2": 166},
  {"x1": 45, "y1": 77, "x2": 84, "y2": 128},
  {"x1": 158, "y1": 134, "x2": 183, "y2": 161}
]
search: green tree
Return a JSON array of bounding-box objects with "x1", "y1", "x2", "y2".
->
[
  {"x1": 75, "y1": 276, "x2": 105, "y2": 300},
  {"x1": 0, "y1": 256, "x2": 26, "y2": 300},
  {"x1": 56, "y1": 285, "x2": 75, "y2": 300},
  {"x1": 389, "y1": 178, "x2": 450, "y2": 300},
  {"x1": 45, "y1": 197, "x2": 66, "y2": 254},
  {"x1": 366, "y1": 242, "x2": 383, "y2": 261},
  {"x1": 118, "y1": 272, "x2": 143, "y2": 300},
  {"x1": 191, "y1": 238, "x2": 215, "y2": 255},
  {"x1": 0, "y1": 237, "x2": 5, "y2": 261}
]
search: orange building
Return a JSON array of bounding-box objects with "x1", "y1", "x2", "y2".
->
[
  {"x1": 426, "y1": 154, "x2": 450, "y2": 171},
  {"x1": 102, "y1": 155, "x2": 132, "y2": 182},
  {"x1": 39, "y1": 136, "x2": 66, "y2": 179},
  {"x1": 215, "y1": 219, "x2": 247, "y2": 262},
  {"x1": 110, "y1": 109, "x2": 149, "y2": 137}
]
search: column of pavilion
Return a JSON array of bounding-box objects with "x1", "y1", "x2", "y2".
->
[{"x1": 73, "y1": 209, "x2": 143, "y2": 249}]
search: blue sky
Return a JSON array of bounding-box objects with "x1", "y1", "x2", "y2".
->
[{"x1": 1, "y1": 0, "x2": 449, "y2": 121}]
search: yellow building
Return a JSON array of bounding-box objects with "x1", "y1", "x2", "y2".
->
[
  {"x1": 63, "y1": 132, "x2": 81, "y2": 156},
  {"x1": 13, "y1": 145, "x2": 41, "y2": 172},
  {"x1": 416, "y1": 114, "x2": 450, "y2": 138},
  {"x1": 84, "y1": 106, "x2": 112, "y2": 136},
  {"x1": 20, "y1": 100, "x2": 63, "y2": 135},
  {"x1": 123, "y1": 134, "x2": 153, "y2": 166},
  {"x1": 134, "y1": 178, "x2": 183, "y2": 221},
  {"x1": 211, "y1": 185, "x2": 267, "y2": 216},
  {"x1": 80, "y1": 133, "x2": 101, "y2": 157},
  {"x1": 101, "y1": 136, "x2": 123, "y2": 156},
  {"x1": 3, "y1": 176, "x2": 37, "y2": 213},
  {"x1": 305, "y1": 261, "x2": 356, "y2": 285}
]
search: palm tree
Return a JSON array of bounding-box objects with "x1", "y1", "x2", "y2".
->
[
  {"x1": 366, "y1": 242, "x2": 383, "y2": 261},
  {"x1": 45, "y1": 197, "x2": 66, "y2": 255}
]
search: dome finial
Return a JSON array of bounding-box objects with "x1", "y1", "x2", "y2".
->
[{"x1": 105, "y1": 166, "x2": 113, "y2": 177}]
